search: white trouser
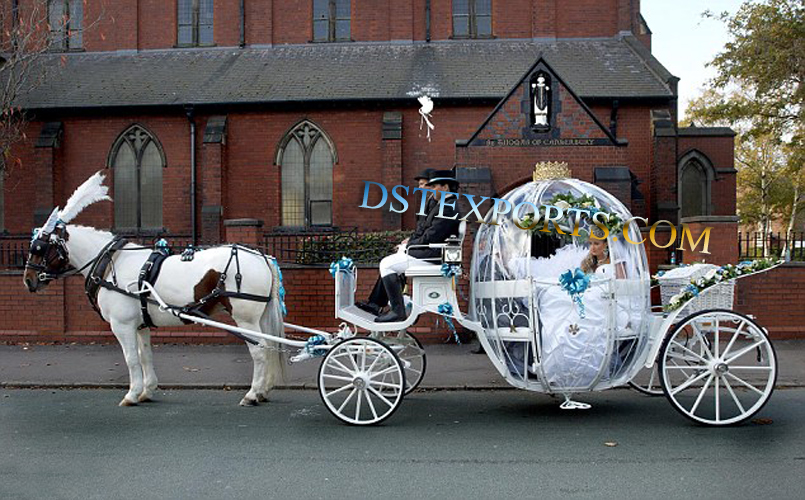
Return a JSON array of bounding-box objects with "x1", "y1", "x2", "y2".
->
[{"x1": 379, "y1": 248, "x2": 436, "y2": 277}]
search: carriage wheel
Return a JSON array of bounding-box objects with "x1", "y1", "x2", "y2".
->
[
  {"x1": 375, "y1": 331, "x2": 427, "y2": 395},
  {"x1": 318, "y1": 337, "x2": 405, "y2": 426},
  {"x1": 628, "y1": 363, "x2": 664, "y2": 396},
  {"x1": 659, "y1": 309, "x2": 777, "y2": 426}
]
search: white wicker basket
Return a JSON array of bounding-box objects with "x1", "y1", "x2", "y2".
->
[{"x1": 658, "y1": 264, "x2": 735, "y2": 318}]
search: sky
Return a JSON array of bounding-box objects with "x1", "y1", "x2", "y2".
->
[{"x1": 641, "y1": 0, "x2": 746, "y2": 119}]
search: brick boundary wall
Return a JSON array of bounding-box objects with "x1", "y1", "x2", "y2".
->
[
  {"x1": 3, "y1": 262, "x2": 801, "y2": 344},
  {"x1": 734, "y1": 262, "x2": 805, "y2": 339},
  {"x1": 0, "y1": 266, "x2": 455, "y2": 345}
]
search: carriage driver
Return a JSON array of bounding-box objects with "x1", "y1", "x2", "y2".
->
[{"x1": 357, "y1": 169, "x2": 461, "y2": 323}]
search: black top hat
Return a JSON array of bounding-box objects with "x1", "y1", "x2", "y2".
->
[
  {"x1": 426, "y1": 169, "x2": 459, "y2": 187},
  {"x1": 414, "y1": 168, "x2": 435, "y2": 181}
]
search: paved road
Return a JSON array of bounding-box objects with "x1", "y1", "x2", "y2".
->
[{"x1": 1, "y1": 388, "x2": 803, "y2": 500}]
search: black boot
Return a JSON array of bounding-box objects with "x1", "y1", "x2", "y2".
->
[
  {"x1": 356, "y1": 277, "x2": 388, "y2": 315},
  {"x1": 375, "y1": 274, "x2": 407, "y2": 323}
]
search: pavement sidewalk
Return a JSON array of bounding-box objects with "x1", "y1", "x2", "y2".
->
[{"x1": 2, "y1": 340, "x2": 804, "y2": 390}]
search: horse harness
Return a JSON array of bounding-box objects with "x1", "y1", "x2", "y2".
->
[{"x1": 85, "y1": 240, "x2": 273, "y2": 340}]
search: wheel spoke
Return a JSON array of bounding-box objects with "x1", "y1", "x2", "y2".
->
[
  {"x1": 325, "y1": 359, "x2": 355, "y2": 377},
  {"x1": 664, "y1": 364, "x2": 708, "y2": 370},
  {"x1": 365, "y1": 350, "x2": 386, "y2": 374},
  {"x1": 355, "y1": 389, "x2": 362, "y2": 421},
  {"x1": 322, "y1": 373, "x2": 354, "y2": 383},
  {"x1": 669, "y1": 369, "x2": 710, "y2": 396},
  {"x1": 724, "y1": 339, "x2": 767, "y2": 365},
  {"x1": 334, "y1": 350, "x2": 360, "y2": 372},
  {"x1": 370, "y1": 380, "x2": 402, "y2": 390},
  {"x1": 714, "y1": 318, "x2": 720, "y2": 358},
  {"x1": 369, "y1": 365, "x2": 401, "y2": 380},
  {"x1": 691, "y1": 323, "x2": 714, "y2": 359},
  {"x1": 689, "y1": 373, "x2": 713, "y2": 415},
  {"x1": 324, "y1": 383, "x2": 354, "y2": 398},
  {"x1": 722, "y1": 376, "x2": 746, "y2": 414},
  {"x1": 330, "y1": 356, "x2": 355, "y2": 376},
  {"x1": 368, "y1": 386, "x2": 395, "y2": 408},
  {"x1": 715, "y1": 376, "x2": 720, "y2": 423},
  {"x1": 721, "y1": 320, "x2": 746, "y2": 359},
  {"x1": 670, "y1": 340, "x2": 709, "y2": 364},
  {"x1": 724, "y1": 372, "x2": 765, "y2": 396},
  {"x1": 337, "y1": 387, "x2": 357, "y2": 413},
  {"x1": 364, "y1": 389, "x2": 379, "y2": 420},
  {"x1": 728, "y1": 366, "x2": 773, "y2": 371}
]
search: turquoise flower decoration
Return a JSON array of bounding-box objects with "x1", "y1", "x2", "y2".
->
[{"x1": 559, "y1": 267, "x2": 591, "y2": 318}]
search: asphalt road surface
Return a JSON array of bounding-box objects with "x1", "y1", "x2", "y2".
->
[{"x1": 2, "y1": 388, "x2": 803, "y2": 500}]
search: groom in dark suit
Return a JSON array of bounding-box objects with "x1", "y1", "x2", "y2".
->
[{"x1": 356, "y1": 169, "x2": 461, "y2": 323}]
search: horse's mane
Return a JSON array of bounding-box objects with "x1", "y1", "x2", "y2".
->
[{"x1": 58, "y1": 171, "x2": 112, "y2": 224}]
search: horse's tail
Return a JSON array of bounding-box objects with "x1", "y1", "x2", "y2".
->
[{"x1": 262, "y1": 258, "x2": 286, "y2": 390}]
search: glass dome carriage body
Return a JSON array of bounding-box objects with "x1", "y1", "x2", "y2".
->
[{"x1": 469, "y1": 179, "x2": 652, "y2": 394}]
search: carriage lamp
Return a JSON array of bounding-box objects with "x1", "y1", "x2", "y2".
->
[{"x1": 442, "y1": 235, "x2": 463, "y2": 265}]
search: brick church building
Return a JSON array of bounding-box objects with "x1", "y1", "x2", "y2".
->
[{"x1": 0, "y1": 0, "x2": 754, "y2": 342}]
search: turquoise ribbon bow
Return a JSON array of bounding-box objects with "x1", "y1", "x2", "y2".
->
[
  {"x1": 329, "y1": 256, "x2": 356, "y2": 277},
  {"x1": 559, "y1": 268, "x2": 590, "y2": 319}
]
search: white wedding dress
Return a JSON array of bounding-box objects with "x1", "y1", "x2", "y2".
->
[{"x1": 537, "y1": 262, "x2": 614, "y2": 390}]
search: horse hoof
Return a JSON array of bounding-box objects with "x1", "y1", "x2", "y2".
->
[
  {"x1": 256, "y1": 393, "x2": 269, "y2": 403},
  {"x1": 119, "y1": 398, "x2": 138, "y2": 407},
  {"x1": 239, "y1": 397, "x2": 259, "y2": 406},
  {"x1": 138, "y1": 394, "x2": 153, "y2": 403}
]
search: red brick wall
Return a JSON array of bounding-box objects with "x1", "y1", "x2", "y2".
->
[
  {"x1": 679, "y1": 135, "x2": 737, "y2": 216},
  {"x1": 735, "y1": 263, "x2": 805, "y2": 339},
  {"x1": 4, "y1": 261, "x2": 802, "y2": 343},
  {"x1": 51, "y1": 0, "x2": 649, "y2": 52},
  {"x1": 680, "y1": 221, "x2": 738, "y2": 266},
  {"x1": 0, "y1": 265, "x2": 450, "y2": 344}
]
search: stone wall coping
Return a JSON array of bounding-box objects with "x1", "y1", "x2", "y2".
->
[
  {"x1": 223, "y1": 218, "x2": 264, "y2": 227},
  {"x1": 680, "y1": 216, "x2": 739, "y2": 224}
]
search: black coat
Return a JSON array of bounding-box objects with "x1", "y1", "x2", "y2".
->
[
  {"x1": 413, "y1": 195, "x2": 436, "y2": 237},
  {"x1": 407, "y1": 193, "x2": 461, "y2": 259}
]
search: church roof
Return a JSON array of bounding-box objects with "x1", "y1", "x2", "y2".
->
[{"x1": 16, "y1": 35, "x2": 675, "y2": 111}]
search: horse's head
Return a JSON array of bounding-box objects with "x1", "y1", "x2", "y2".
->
[{"x1": 24, "y1": 224, "x2": 72, "y2": 293}]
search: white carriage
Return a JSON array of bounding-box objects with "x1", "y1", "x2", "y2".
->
[{"x1": 143, "y1": 178, "x2": 778, "y2": 427}]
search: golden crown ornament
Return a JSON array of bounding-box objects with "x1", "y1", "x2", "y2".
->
[{"x1": 532, "y1": 161, "x2": 571, "y2": 182}]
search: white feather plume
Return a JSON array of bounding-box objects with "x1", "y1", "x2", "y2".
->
[
  {"x1": 58, "y1": 171, "x2": 112, "y2": 224},
  {"x1": 35, "y1": 207, "x2": 62, "y2": 239}
]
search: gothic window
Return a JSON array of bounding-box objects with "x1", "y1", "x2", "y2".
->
[
  {"x1": 48, "y1": 0, "x2": 82, "y2": 50},
  {"x1": 178, "y1": 0, "x2": 214, "y2": 47},
  {"x1": 109, "y1": 125, "x2": 166, "y2": 232},
  {"x1": 679, "y1": 152, "x2": 714, "y2": 219},
  {"x1": 453, "y1": 0, "x2": 492, "y2": 39},
  {"x1": 278, "y1": 121, "x2": 336, "y2": 227},
  {"x1": 313, "y1": 0, "x2": 351, "y2": 42}
]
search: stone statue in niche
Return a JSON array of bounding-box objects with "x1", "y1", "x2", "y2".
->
[{"x1": 531, "y1": 74, "x2": 551, "y2": 129}]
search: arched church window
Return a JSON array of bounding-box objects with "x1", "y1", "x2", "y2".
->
[
  {"x1": 680, "y1": 158, "x2": 711, "y2": 218},
  {"x1": 108, "y1": 125, "x2": 166, "y2": 232},
  {"x1": 278, "y1": 121, "x2": 335, "y2": 227}
]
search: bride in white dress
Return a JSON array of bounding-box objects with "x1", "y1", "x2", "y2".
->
[{"x1": 537, "y1": 229, "x2": 627, "y2": 391}]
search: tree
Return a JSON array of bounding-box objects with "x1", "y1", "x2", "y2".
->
[
  {"x1": 0, "y1": 1, "x2": 52, "y2": 173},
  {"x1": 687, "y1": 0, "x2": 804, "y2": 258}
]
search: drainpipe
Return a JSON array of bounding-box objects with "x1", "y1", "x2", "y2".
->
[
  {"x1": 239, "y1": 0, "x2": 246, "y2": 47},
  {"x1": 185, "y1": 105, "x2": 197, "y2": 245},
  {"x1": 425, "y1": 0, "x2": 431, "y2": 42}
]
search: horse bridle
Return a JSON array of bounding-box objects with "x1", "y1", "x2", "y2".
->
[{"x1": 26, "y1": 226, "x2": 75, "y2": 282}]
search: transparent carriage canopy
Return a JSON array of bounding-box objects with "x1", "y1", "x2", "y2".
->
[{"x1": 470, "y1": 178, "x2": 651, "y2": 394}]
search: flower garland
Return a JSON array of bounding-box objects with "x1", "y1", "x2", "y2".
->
[
  {"x1": 517, "y1": 192, "x2": 624, "y2": 239},
  {"x1": 437, "y1": 302, "x2": 460, "y2": 344},
  {"x1": 659, "y1": 258, "x2": 781, "y2": 312}
]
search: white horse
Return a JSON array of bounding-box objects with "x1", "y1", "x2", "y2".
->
[{"x1": 23, "y1": 172, "x2": 285, "y2": 407}]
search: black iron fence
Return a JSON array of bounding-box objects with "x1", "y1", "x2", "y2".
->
[
  {"x1": 262, "y1": 228, "x2": 411, "y2": 265},
  {"x1": 738, "y1": 231, "x2": 805, "y2": 261},
  {"x1": 0, "y1": 236, "x2": 30, "y2": 269}
]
